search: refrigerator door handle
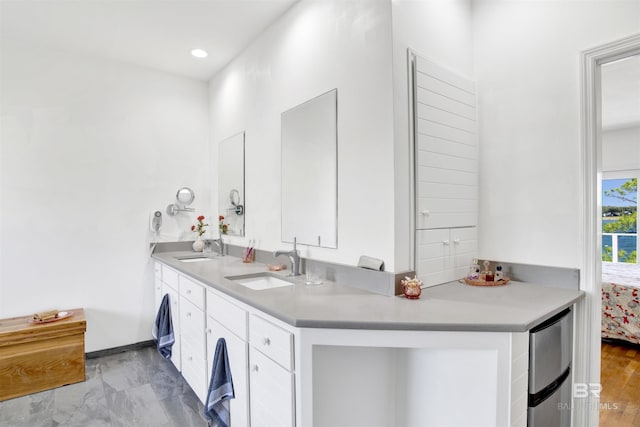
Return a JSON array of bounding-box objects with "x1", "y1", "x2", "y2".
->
[{"x1": 529, "y1": 366, "x2": 571, "y2": 407}]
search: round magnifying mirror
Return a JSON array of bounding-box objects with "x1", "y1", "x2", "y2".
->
[
  {"x1": 229, "y1": 189, "x2": 240, "y2": 207},
  {"x1": 176, "y1": 187, "x2": 195, "y2": 206}
]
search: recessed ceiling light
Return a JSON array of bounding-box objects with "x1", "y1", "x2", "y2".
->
[{"x1": 191, "y1": 49, "x2": 208, "y2": 59}]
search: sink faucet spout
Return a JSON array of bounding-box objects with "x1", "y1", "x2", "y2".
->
[
  {"x1": 211, "y1": 226, "x2": 225, "y2": 257},
  {"x1": 274, "y1": 237, "x2": 301, "y2": 276}
]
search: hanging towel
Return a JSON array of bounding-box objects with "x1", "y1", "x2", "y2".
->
[
  {"x1": 204, "y1": 338, "x2": 235, "y2": 427},
  {"x1": 152, "y1": 294, "x2": 175, "y2": 359}
]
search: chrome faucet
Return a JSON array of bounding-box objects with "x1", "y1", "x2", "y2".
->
[
  {"x1": 274, "y1": 237, "x2": 301, "y2": 276},
  {"x1": 212, "y1": 227, "x2": 225, "y2": 257}
]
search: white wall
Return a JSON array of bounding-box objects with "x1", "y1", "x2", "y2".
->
[
  {"x1": 472, "y1": 0, "x2": 640, "y2": 267},
  {"x1": 0, "y1": 38, "x2": 210, "y2": 351},
  {"x1": 208, "y1": 0, "x2": 397, "y2": 269},
  {"x1": 390, "y1": 0, "x2": 474, "y2": 271},
  {"x1": 602, "y1": 125, "x2": 640, "y2": 172}
]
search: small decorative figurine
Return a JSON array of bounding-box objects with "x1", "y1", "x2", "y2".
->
[{"x1": 401, "y1": 276, "x2": 423, "y2": 299}]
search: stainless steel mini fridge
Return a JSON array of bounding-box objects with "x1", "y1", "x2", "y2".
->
[{"x1": 528, "y1": 307, "x2": 573, "y2": 427}]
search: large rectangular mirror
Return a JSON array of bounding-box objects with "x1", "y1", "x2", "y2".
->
[
  {"x1": 218, "y1": 131, "x2": 245, "y2": 236},
  {"x1": 281, "y1": 89, "x2": 337, "y2": 248}
]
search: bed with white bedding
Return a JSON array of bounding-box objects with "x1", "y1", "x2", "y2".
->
[{"x1": 601, "y1": 262, "x2": 640, "y2": 345}]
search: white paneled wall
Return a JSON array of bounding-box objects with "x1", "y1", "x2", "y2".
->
[
  {"x1": 413, "y1": 54, "x2": 478, "y2": 286},
  {"x1": 414, "y1": 56, "x2": 478, "y2": 230}
]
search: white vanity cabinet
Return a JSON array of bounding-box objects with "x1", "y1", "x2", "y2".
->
[
  {"x1": 249, "y1": 314, "x2": 295, "y2": 427},
  {"x1": 153, "y1": 262, "x2": 296, "y2": 426},
  {"x1": 415, "y1": 227, "x2": 477, "y2": 287},
  {"x1": 206, "y1": 289, "x2": 250, "y2": 427}
]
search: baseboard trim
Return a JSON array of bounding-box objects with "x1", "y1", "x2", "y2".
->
[{"x1": 85, "y1": 340, "x2": 155, "y2": 359}]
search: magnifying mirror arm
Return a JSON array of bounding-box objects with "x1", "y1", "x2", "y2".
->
[
  {"x1": 166, "y1": 204, "x2": 195, "y2": 216},
  {"x1": 227, "y1": 205, "x2": 244, "y2": 216}
]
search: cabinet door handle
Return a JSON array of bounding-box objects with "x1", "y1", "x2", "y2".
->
[
  {"x1": 187, "y1": 289, "x2": 191, "y2": 294},
  {"x1": 263, "y1": 337, "x2": 271, "y2": 346},
  {"x1": 252, "y1": 365, "x2": 259, "y2": 372},
  {"x1": 453, "y1": 238, "x2": 460, "y2": 244},
  {"x1": 187, "y1": 312, "x2": 191, "y2": 317},
  {"x1": 421, "y1": 210, "x2": 430, "y2": 217},
  {"x1": 207, "y1": 328, "x2": 212, "y2": 334},
  {"x1": 442, "y1": 240, "x2": 450, "y2": 246}
]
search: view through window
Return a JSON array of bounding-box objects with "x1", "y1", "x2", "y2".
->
[{"x1": 602, "y1": 177, "x2": 638, "y2": 263}]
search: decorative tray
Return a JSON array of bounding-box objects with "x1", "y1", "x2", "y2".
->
[
  {"x1": 30, "y1": 311, "x2": 74, "y2": 324},
  {"x1": 464, "y1": 278, "x2": 510, "y2": 287}
]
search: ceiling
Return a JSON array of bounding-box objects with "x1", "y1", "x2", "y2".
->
[
  {"x1": 0, "y1": 0, "x2": 298, "y2": 81},
  {"x1": 1, "y1": 0, "x2": 637, "y2": 129},
  {"x1": 601, "y1": 54, "x2": 640, "y2": 131}
]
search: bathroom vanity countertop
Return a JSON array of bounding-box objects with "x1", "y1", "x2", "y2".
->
[{"x1": 153, "y1": 252, "x2": 584, "y2": 333}]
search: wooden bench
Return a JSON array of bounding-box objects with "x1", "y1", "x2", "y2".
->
[{"x1": 0, "y1": 308, "x2": 86, "y2": 401}]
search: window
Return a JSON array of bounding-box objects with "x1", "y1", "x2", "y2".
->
[{"x1": 602, "y1": 175, "x2": 638, "y2": 263}]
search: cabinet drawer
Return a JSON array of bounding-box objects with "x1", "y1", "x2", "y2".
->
[
  {"x1": 162, "y1": 284, "x2": 181, "y2": 371},
  {"x1": 249, "y1": 347, "x2": 294, "y2": 427},
  {"x1": 206, "y1": 317, "x2": 249, "y2": 427},
  {"x1": 180, "y1": 275, "x2": 205, "y2": 309},
  {"x1": 250, "y1": 315, "x2": 293, "y2": 371},
  {"x1": 162, "y1": 265, "x2": 179, "y2": 291},
  {"x1": 154, "y1": 278, "x2": 163, "y2": 313},
  {"x1": 181, "y1": 339, "x2": 207, "y2": 404},
  {"x1": 180, "y1": 297, "x2": 205, "y2": 355},
  {"x1": 154, "y1": 262, "x2": 162, "y2": 281},
  {"x1": 207, "y1": 290, "x2": 247, "y2": 340}
]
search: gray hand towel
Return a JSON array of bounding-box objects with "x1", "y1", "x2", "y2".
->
[
  {"x1": 152, "y1": 293, "x2": 175, "y2": 359},
  {"x1": 205, "y1": 338, "x2": 235, "y2": 427}
]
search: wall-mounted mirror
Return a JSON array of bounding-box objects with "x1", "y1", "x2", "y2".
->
[
  {"x1": 218, "y1": 132, "x2": 245, "y2": 236},
  {"x1": 281, "y1": 89, "x2": 337, "y2": 248}
]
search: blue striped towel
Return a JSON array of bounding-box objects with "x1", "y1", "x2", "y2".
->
[
  {"x1": 204, "y1": 338, "x2": 235, "y2": 427},
  {"x1": 152, "y1": 294, "x2": 175, "y2": 359}
]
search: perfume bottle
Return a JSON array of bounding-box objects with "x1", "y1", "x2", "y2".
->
[{"x1": 481, "y1": 260, "x2": 494, "y2": 281}]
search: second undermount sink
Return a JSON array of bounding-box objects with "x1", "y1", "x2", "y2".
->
[
  {"x1": 226, "y1": 273, "x2": 295, "y2": 291},
  {"x1": 177, "y1": 255, "x2": 218, "y2": 263}
]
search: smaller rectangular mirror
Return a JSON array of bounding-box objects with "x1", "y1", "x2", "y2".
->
[
  {"x1": 218, "y1": 131, "x2": 245, "y2": 236},
  {"x1": 281, "y1": 89, "x2": 337, "y2": 248}
]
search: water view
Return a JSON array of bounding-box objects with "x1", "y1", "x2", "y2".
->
[{"x1": 602, "y1": 178, "x2": 638, "y2": 264}]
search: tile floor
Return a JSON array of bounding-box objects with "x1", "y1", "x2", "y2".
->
[{"x1": 0, "y1": 346, "x2": 208, "y2": 427}]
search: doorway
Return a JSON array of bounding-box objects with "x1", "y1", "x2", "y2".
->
[
  {"x1": 580, "y1": 33, "x2": 640, "y2": 427},
  {"x1": 599, "y1": 54, "x2": 640, "y2": 427}
]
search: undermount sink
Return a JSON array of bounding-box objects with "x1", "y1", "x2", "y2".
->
[
  {"x1": 176, "y1": 255, "x2": 216, "y2": 263},
  {"x1": 226, "y1": 273, "x2": 295, "y2": 290}
]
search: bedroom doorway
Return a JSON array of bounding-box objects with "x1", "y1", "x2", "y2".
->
[
  {"x1": 580, "y1": 33, "x2": 640, "y2": 427},
  {"x1": 598, "y1": 55, "x2": 640, "y2": 427}
]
